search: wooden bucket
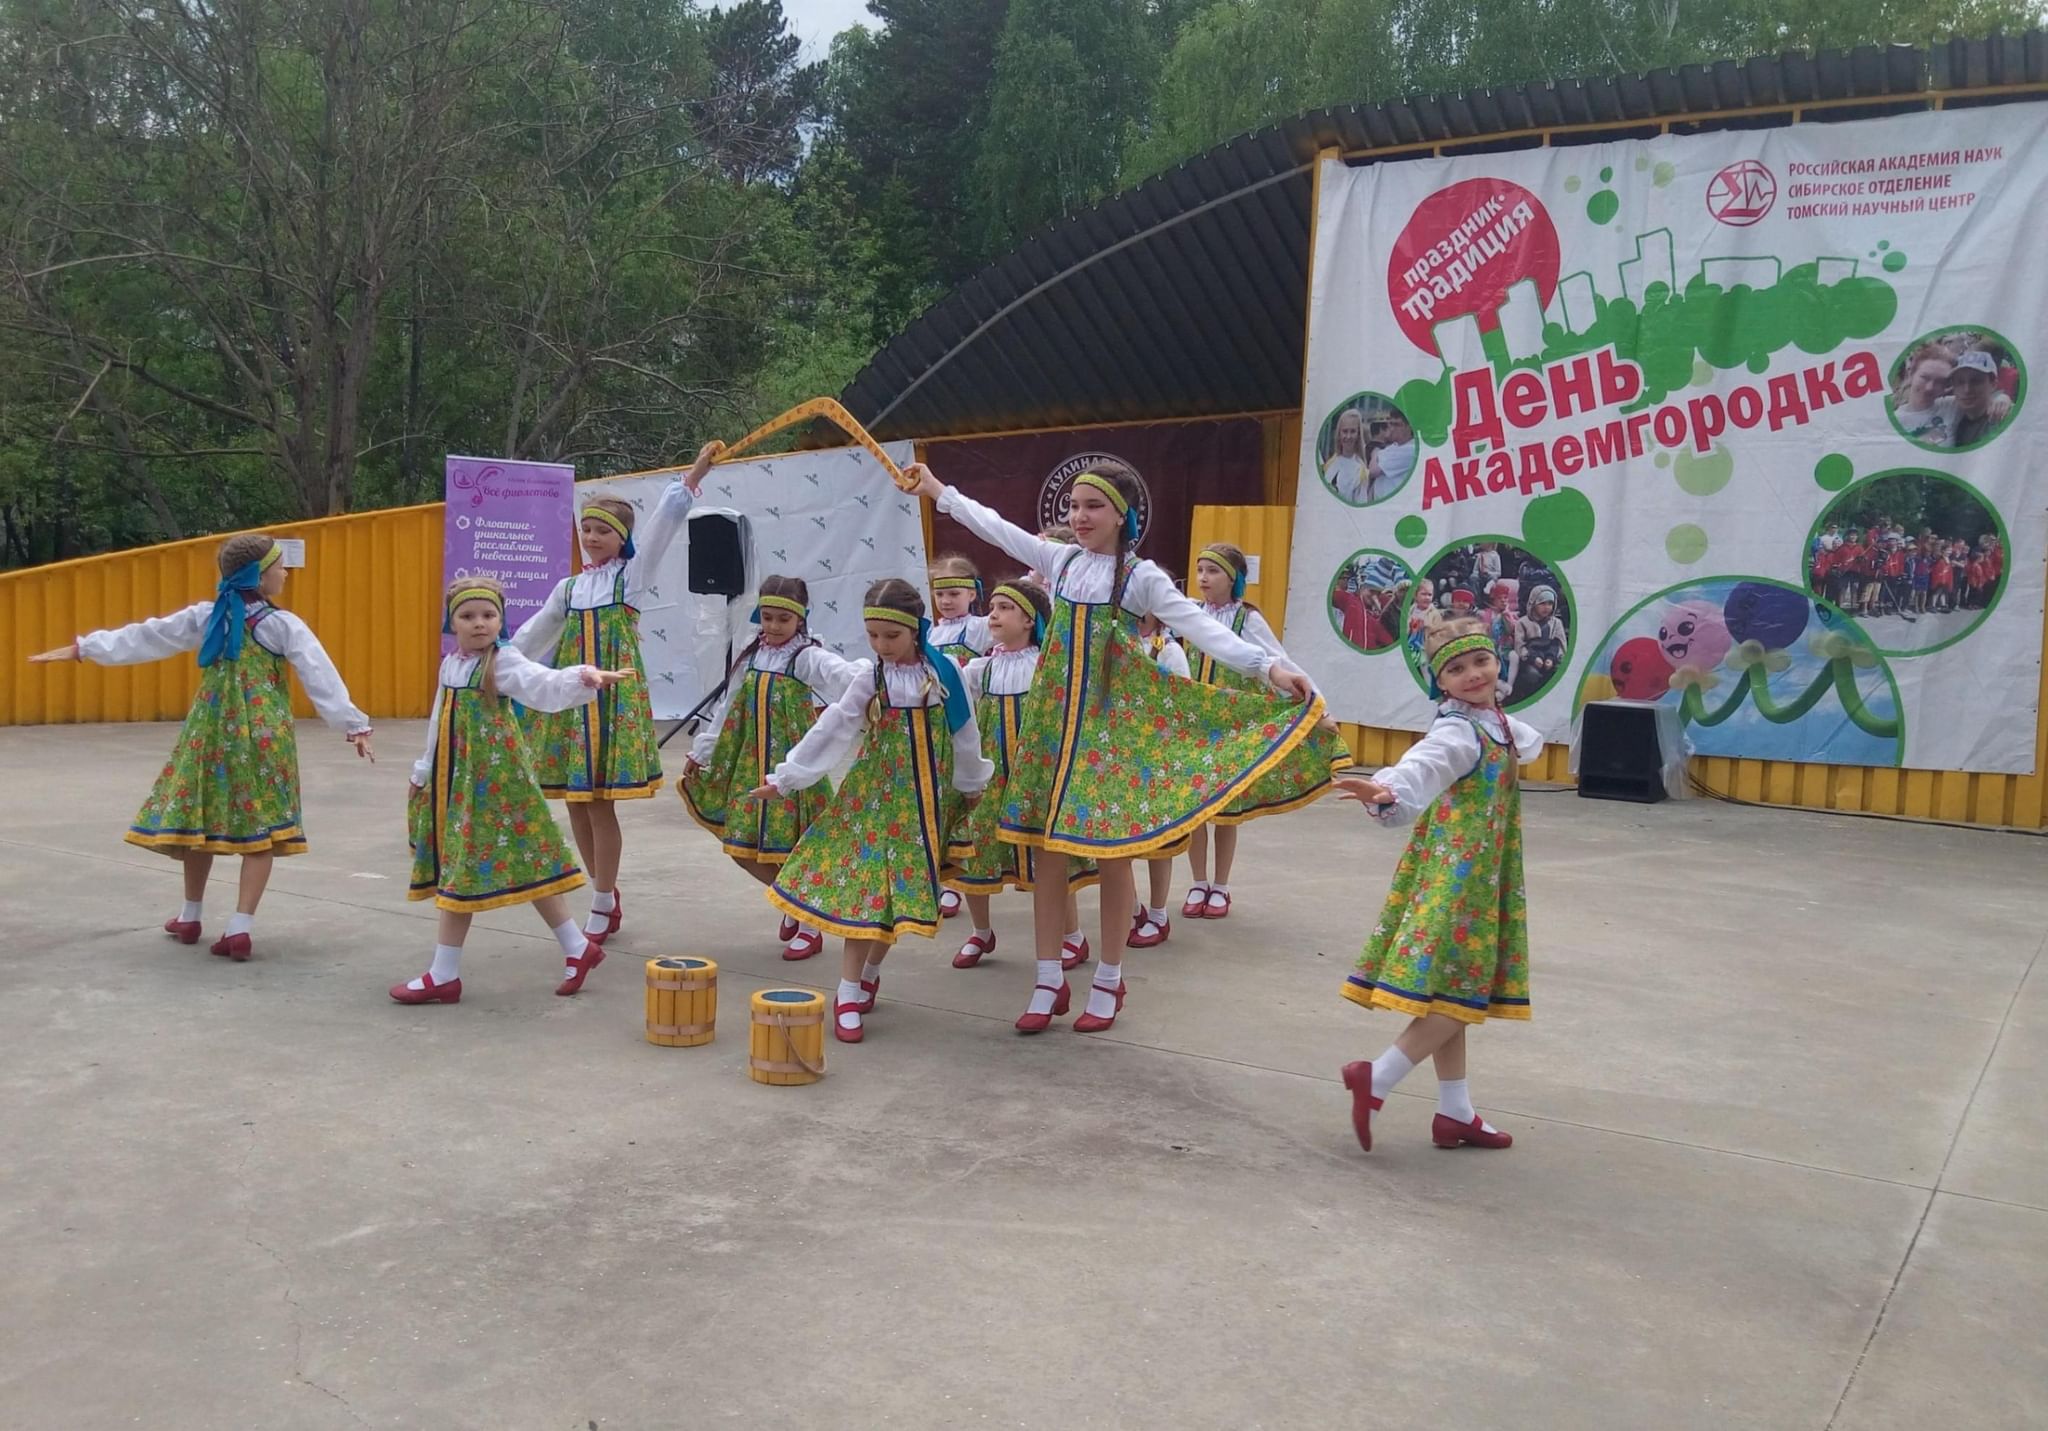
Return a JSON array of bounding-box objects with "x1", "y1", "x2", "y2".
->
[
  {"x1": 748, "y1": 988, "x2": 826, "y2": 1085},
  {"x1": 645, "y1": 957, "x2": 717, "y2": 1047}
]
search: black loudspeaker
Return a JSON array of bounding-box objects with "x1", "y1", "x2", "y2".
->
[
  {"x1": 686, "y1": 510, "x2": 748, "y2": 596},
  {"x1": 1577, "y1": 701, "x2": 1671, "y2": 804}
]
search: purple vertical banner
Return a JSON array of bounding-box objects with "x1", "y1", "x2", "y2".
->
[{"x1": 442, "y1": 455, "x2": 575, "y2": 648}]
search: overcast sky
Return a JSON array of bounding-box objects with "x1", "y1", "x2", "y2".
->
[{"x1": 773, "y1": 0, "x2": 877, "y2": 57}]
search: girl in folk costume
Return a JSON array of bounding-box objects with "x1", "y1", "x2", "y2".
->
[
  {"x1": 929, "y1": 553, "x2": 993, "y2": 920},
  {"x1": 1179, "y1": 543, "x2": 1350, "y2": 922},
  {"x1": 906, "y1": 461, "x2": 1320, "y2": 1035},
  {"x1": 947, "y1": 580, "x2": 1098, "y2": 971},
  {"x1": 393, "y1": 580, "x2": 636, "y2": 1005},
  {"x1": 929, "y1": 554, "x2": 995, "y2": 665},
  {"x1": 512, "y1": 441, "x2": 715, "y2": 946},
  {"x1": 1333, "y1": 617, "x2": 1541, "y2": 1153},
  {"x1": 1128, "y1": 606, "x2": 1190, "y2": 950},
  {"x1": 747, "y1": 579, "x2": 994, "y2": 1044},
  {"x1": 679, "y1": 574, "x2": 858, "y2": 961},
  {"x1": 30, "y1": 534, "x2": 374, "y2": 960}
]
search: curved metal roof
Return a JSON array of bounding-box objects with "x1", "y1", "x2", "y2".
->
[{"x1": 840, "y1": 32, "x2": 2048, "y2": 441}]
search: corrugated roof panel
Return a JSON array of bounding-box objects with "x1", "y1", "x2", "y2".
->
[{"x1": 842, "y1": 34, "x2": 2048, "y2": 441}]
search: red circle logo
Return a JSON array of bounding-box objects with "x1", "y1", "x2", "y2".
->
[
  {"x1": 1707, "y1": 161, "x2": 1776, "y2": 226},
  {"x1": 1386, "y1": 179, "x2": 1560, "y2": 358}
]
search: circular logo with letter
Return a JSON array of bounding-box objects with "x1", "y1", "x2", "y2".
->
[
  {"x1": 1039, "y1": 453, "x2": 1150, "y2": 541},
  {"x1": 1707, "y1": 160, "x2": 1776, "y2": 226}
]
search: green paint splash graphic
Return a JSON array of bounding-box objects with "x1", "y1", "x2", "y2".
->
[{"x1": 1677, "y1": 661, "x2": 1898, "y2": 738}]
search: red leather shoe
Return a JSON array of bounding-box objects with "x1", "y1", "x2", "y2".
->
[
  {"x1": 1340, "y1": 1061, "x2": 1383, "y2": 1152},
  {"x1": 1126, "y1": 913, "x2": 1169, "y2": 949},
  {"x1": 1059, "y1": 934, "x2": 1090, "y2": 971},
  {"x1": 1181, "y1": 889, "x2": 1209, "y2": 919},
  {"x1": 585, "y1": 893, "x2": 623, "y2": 944},
  {"x1": 833, "y1": 1001, "x2": 865, "y2": 1043},
  {"x1": 555, "y1": 943, "x2": 606, "y2": 995},
  {"x1": 953, "y1": 931, "x2": 996, "y2": 968},
  {"x1": 1071, "y1": 980, "x2": 1127, "y2": 1033},
  {"x1": 939, "y1": 889, "x2": 962, "y2": 919},
  {"x1": 782, "y1": 929, "x2": 823, "y2": 961},
  {"x1": 210, "y1": 932, "x2": 252, "y2": 962},
  {"x1": 777, "y1": 914, "x2": 800, "y2": 943},
  {"x1": 1202, "y1": 888, "x2": 1232, "y2": 919},
  {"x1": 163, "y1": 918, "x2": 201, "y2": 945},
  {"x1": 389, "y1": 973, "x2": 462, "y2": 1005},
  {"x1": 856, "y1": 976, "x2": 881, "y2": 1014},
  {"x1": 1013, "y1": 979, "x2": 1071, "y2": 1034},
  {"x1": 1432, "y1": 1114, "x2": 1513, "y2": 1150}
]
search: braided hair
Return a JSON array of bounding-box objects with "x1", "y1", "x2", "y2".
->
[
  {"x1": 862, "y1": 577, "x2": 933, "y2": 723},
  {"x1": 1090, "y1": 463, "x2": 1145, "y2": 712}
]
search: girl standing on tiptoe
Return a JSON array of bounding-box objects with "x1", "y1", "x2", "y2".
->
[
  {"x1": 906, "y1": 461, "x2": 1320, "y2": 1035},
  {"x1": 680, "y1": 574, "x2": 857, "y2": 961},
  {"x1": 946, "y1": 579, "x2": 1097, "y2": 970},
  {"x1": 29, "y1": 533, "x2": 374, "y2": 961},
  {"x1": 1333, "y1": 615, "x2": 1540, "y2": 1153},
  {"x1": 1179, "y1": 543, "x2": 1349, "y2": 923},
  {"x1": 393, "y1": 579, "x2": 636, "y2": 1005},
  {"x1": 514, "y1": 440, "x2": 716, "y2": 947},
  {"x1": 747, "y1": 578, "x2": 994, "y2": 1045}
]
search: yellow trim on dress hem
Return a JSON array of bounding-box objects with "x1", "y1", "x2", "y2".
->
[
  {"x1": 547, "y1": 777, "x2": 663, "y2": 803},
  {"x1": 762, "y1": 885, "x2": 931, "y2": 947},
  {"x1": 126, "y1": 828, "x2": 309, "y2": 858},
  {"x1": 1339, "y1": 980, "x2": 1531, "y2": 1025},
  {"x1": 410, "y1": 869, "x2": 587, "y2": 913},
  {"x1": 1210, "y1": 779, "x2": 1333, "y2": 827}
]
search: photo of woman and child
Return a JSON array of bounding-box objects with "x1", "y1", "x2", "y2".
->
[
  {"x1": 1806, "y1": 472, "x2": 2007, "y2": 654},
  {"x1": 1318, "y1": 394, "x2": 1419, "y2": 507},
  {"x1": 1405, "y1": 542, "x2": 1572, "y2": 709},
  {"x1": 1887, "y1": 329, "x2": 2024, "y2": 452},
  {"x1": 1328, "y1": 553, "x2": 1412, "y2": 654}
]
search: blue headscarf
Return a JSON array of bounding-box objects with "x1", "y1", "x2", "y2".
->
[
  {"x1": 198, "y1": 542, "x2": 281, "y2": 668},
  {"x1": 917, "y1": 617, "x2": 972, "y2": 733}
]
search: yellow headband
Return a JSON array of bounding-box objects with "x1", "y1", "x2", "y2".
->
[
  {"x1": 931, "y1": 576, "x2": 980, "y2": 591},
  {"x1": 863, "y1": 605, "x2": 920, "y2": 629},
  {"x1": 257, "y1": 543, "x2": 284, "y2": 572},
  {"x1": 1196, "y1": 547, "x2": 1242, "y2": 578},
  {"x1": 1071, "y1": 471, "x2": 1129, "y2": 515},
  {"x1": 990, "y1": 583, "x2": 1038, "y2": 615},
  {"x1": 581, "y1": 506, "x2": 631, "y2": 540},
  {"x1": 1429, "y1": 631, "x2": 1496, "y2": 679},
  {"x1": 448, "y1": 586, "x2": 504, "y2": 615},
  {"x1": 757, "y1": 594, "x2": 807, "y2": 618}
]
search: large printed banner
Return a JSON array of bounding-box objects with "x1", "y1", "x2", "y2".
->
[{"x1": 1285, "y1": 106, "x2": 2048, "y2": 773}]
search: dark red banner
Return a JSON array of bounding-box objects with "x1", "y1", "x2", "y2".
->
[{"x1": 920, "y1": 419, "x2": 1268, "y2": 586}]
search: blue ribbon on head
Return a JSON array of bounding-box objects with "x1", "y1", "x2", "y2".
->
[
  {"x1": 198, "y1": 554, "x2": 271, "y2": 668},
  {"x1": 917, "y1": 617, "x2": 973, "y2": 733},
  {"x1": 1122, "y1": 507, "x2": 1140, "y2": 544}
]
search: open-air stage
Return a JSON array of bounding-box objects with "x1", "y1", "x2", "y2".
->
[{"x1": 2, "y1": 720, "x2": 2042, "y2": 1430}]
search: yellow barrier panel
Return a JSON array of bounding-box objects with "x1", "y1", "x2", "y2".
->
[{"x1": 1185, "y1": 504, "x2": 2048, "y2": 827}]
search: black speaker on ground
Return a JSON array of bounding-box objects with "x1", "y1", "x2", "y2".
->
[
  {"x1": 1577, "y1": 701, "x2": 1671, "y2": 804},
  {"x1": 686, "y1": 510, "x2": 748, "y2": 596}
]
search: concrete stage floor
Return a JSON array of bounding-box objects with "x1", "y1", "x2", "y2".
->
[{"x1": 1, "y1": 721, "x2": 2042, "y2": 1430}]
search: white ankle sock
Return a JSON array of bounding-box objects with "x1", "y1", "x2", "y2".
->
[
  {"x1": 225, "y1": 912, "x2": 255, "y2": 937},
  {"x1": 179, "y1": 900, "x2": 204, "y2": 923},
  {"x1": 1437, "y1": 1077, "x2": 1476, "y2": 1123},
  {"x1": 1188, "y1": 881, "x2": 1211, "y2": 896},
  {"x1": 972, "y1": 927, "x2": 994, "y2": 941},
  {"x1": 1209, "y1": 884, "x2": 1230, "y2": 896},
  {"x1": 552, "y1": 919, "x2": 587, "y2": 974},
  {"x1": 1371, "y1": 1046, "x2": 1415, "y2": 1100},
  {"x1": 794, "y1": 923, "x2": 821, "y2": 943},
  {"x1": 1145, "y1": 905, "x2": 1166, "y2": 923},
  {"x1": 1027, "y1": 960, "x2": 1064, "y2": 1015},
  {"x1": 583, "y1": 891, "x2": 615, "y2": 935},
  {"x1": 836, "y1": 979, "x2": 864, "y2": 1029},
  {"x1": 1085, "y1": 963, "x2": 1123, "y2": 1019},
  {"x1": 861, "y1": 959, "x2": 884, "y2": 984},
  {"x1": 409, "y1": 943, "x2": 464, "y2": 990},
  {"x1": 1063, "y1": 927, "x2": 1085, "y2": 949}
]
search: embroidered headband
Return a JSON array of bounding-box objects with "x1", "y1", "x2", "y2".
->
[
  {"x1": 863, "y1": 605, "x2": 920, "y2": 629},
  {"x1": 198, "y1": 541, "x2": 284, "y2": 668},
  {"x1": 1196, "y1": 547, "x2": 1241, "y2": 578},
  {"x1": 1070, "y1": 471, "x2": 1129, "y2": 514},
  {"x1": 991, "y1": 583, "x2": 1047, "y2": 644},
  {"x1": 581, "y1": 506, "x2": 631, "y2": 540},
  {"x1": 1429, "y1": 632, "x2": 1497, "y2": 679},
  {"x1": 257, "y1": 543, "x2": 284, "y2": 572},
  {"x1": 931, "y1": 576, "x2": 980, "y2": 592},
  {"x1": 448, "y1": 586, "x2": 505, "y2": 615},
  {"x1": 756, "y1": 594, "x2": 807, "y2": 618}
]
